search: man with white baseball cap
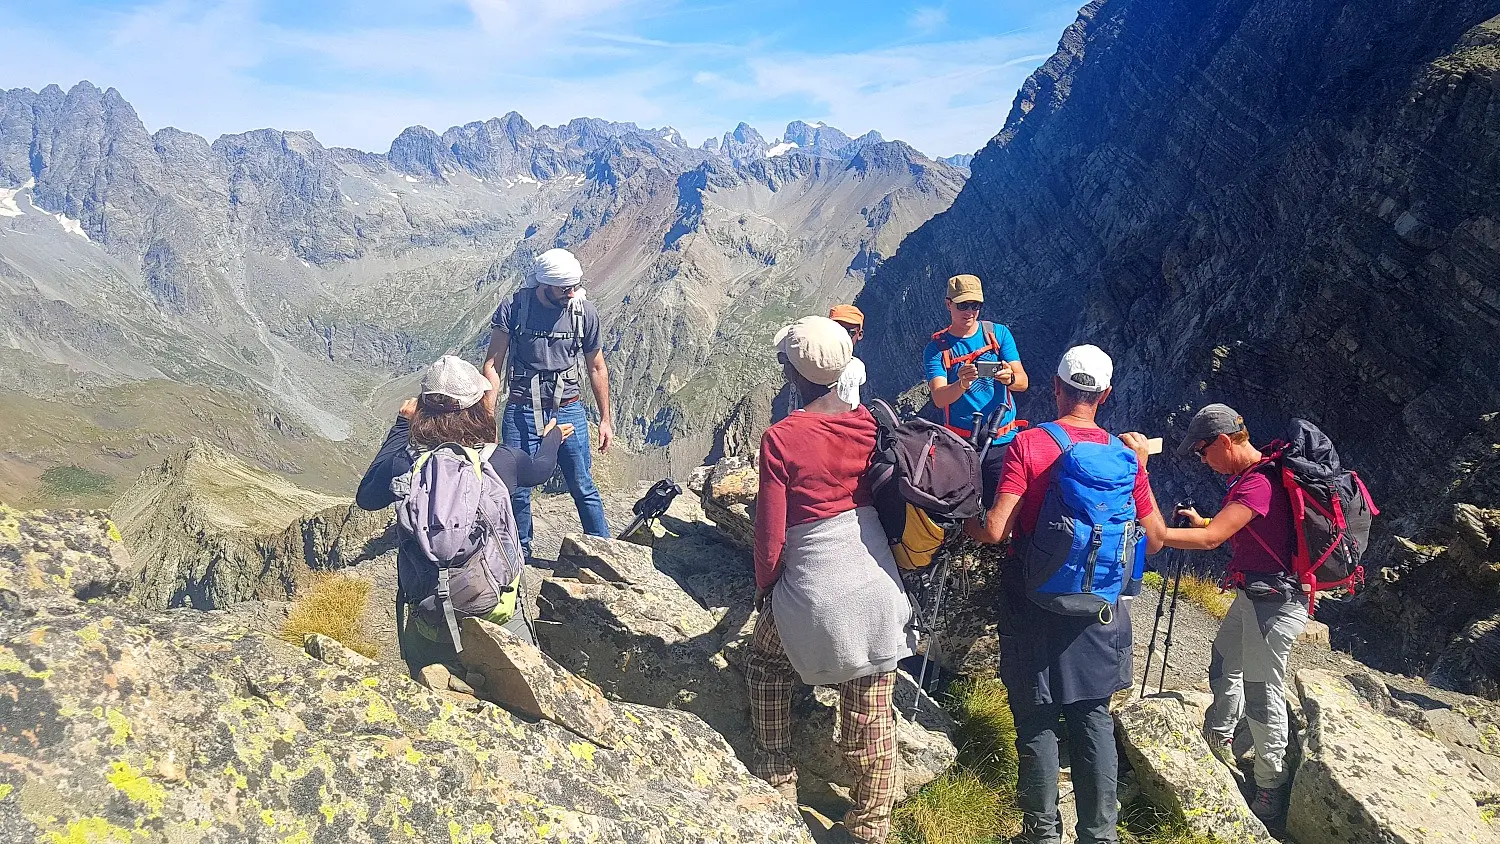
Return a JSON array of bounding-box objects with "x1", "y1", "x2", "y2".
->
[
  {"x1": 967, "y1": 344, "x2": 1167, "y2": 844},
  {"x1": 483, "y1": 248, "x2": 612, "y2": 559}
]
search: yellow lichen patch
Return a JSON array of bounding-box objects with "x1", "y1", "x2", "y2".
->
[
  {"x1": 0, "y1": 783, "x2": 13, "y2": 800},
  {"x1": 107, "y1": 761, "x2": 165, "y2": 814},
  {"x1": 106, "y1": 709, "x2": 131, "y2": 746},
  {"x1": 567, "y1": 742, "x2": 596, "y2": 764},
  {"x1": 104, "y1": 519, "x2": 123, "y2": 543},
  {"x1": 43, "y1": 816, "x2": 136, "y2": 844},
  {"x1": 364, "y1": 697, "x2": 398, "y2": 724}
]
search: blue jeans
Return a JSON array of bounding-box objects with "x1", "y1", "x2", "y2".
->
[{"x1": 501, "y1": 400, "x2": 609, "y2": 555}]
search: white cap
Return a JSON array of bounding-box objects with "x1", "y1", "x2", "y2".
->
[
  {"x1": 1057, "y1": 344, "x2": 1113, "y2": 393},
  {"x1": 774, "y1": 316, "x2": 853, "y2": 387},
  {"x1": 420, "y1": 355, "x2": 491, "y2": 409},
  {"x1": 529, "y1": 248, "x2": 584, "y2": 288}
]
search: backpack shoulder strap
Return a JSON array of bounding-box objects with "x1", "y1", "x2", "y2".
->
[
  {"x1": 1038, "y1": 422, "x2": 1071, "y2": 451},
  {"x1": 981, "y1": 321, "x2": 999, "y2": 354},
  {"x1": 509, "y1": 289, "x2": 529, "y2": 336}
]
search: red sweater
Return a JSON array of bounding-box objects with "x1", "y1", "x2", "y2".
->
[{"x1": 754, "y1": 407, "x2": 877, "y2": 590}]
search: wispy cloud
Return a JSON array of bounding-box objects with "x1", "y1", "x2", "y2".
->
[
  {"x1": 908, "y1": 6, "x2": 948, "y2": 35},
  {"x1": 0, "y1": 0, "x2": 1077, "y2": 157}
]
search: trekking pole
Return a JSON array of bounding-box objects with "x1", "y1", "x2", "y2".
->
[
  {"x1": 1156, "y1": 500, "x2": 1196, "y2": 696},
  {"x1": 1141, "y1": 501, "x2": 1193, "y2": 697},
  {"x1": 910, "y1": 551, "x2": 951, "y2": 719}
]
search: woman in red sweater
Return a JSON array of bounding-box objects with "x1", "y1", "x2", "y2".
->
[{"x1": 745, "y1": 316, "x2": 915, "y2": 844}]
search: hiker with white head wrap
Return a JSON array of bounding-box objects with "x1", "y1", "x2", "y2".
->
[{"x1": 483, "y1": 248, "x2": 613, "y2": 558}]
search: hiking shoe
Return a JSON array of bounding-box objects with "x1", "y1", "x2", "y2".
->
[
  {"x1": 773, "y1": 780, "x2": 798, "y2": 804},
  {"x1": 1204, "y1": 732, "x2": 1236, "y2": 770},
  {"x1": 1250, "y1": 785, "x2": 1288, "y2": 825}
]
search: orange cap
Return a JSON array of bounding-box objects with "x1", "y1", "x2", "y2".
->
[{"x1": 829, "y1": 304, "x2": 864, "y2": 327}]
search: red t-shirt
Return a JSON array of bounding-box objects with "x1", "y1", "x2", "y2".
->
[
  {"x1": 754, "y1": 407, "x2": 877, "y2": 590},
  {"x1": 1223, "y1": 468, "x2": 1295, "y2": 575},
  {"x1": 997, "y1": 423, "x2": 1155, "y2": 536}
]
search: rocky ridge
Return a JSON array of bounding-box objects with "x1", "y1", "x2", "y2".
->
[
  {"x1": 0, "y1": 83, "x2": 964, "y2": 504},
  {"x1": 856, "y1": 0, "x2": 1500, "y2": 689}
]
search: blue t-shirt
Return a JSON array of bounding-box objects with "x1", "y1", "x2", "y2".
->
[{"x1": 923, "y1": 322, "x2": 1021, "y2": 443}]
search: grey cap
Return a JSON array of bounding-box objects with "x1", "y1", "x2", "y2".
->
[
  {"x1": 1176, "y1": 403, "x2": 1246, "y2": 456},
  {"x1": 421, "y1": 355, "x2": 490, "y2": 410}
]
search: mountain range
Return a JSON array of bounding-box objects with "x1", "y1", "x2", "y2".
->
[{"x1": 0, "y1": 82, "x2": 965, "y2": 504}]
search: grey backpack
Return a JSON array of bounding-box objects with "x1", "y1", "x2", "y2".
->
[{"x1": 395, "y1": 442, "x2": 524, "y2": 651}]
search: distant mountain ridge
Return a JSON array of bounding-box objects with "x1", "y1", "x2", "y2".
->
[{"x1": 0, "y1": 81, "x2": 964, "y2": 503}]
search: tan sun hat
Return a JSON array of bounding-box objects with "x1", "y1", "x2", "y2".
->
[
  {"x1": 420, "y1": 355, "x2": 490, "y2": 410},
  {"x1": 773, "y1": 316, "x2": 853, "y2": 386},
  {"x1": 946, "y1": 274, "x2": 984, "y2": 304}
]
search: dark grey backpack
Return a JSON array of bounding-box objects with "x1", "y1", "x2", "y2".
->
[{"x1": 395, "y1": 443, "x2": 523, "y2": 651}]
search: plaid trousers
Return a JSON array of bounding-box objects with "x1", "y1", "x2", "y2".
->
[{"x1": 743, "y1": 600, "x2": 900, "y2": 843}]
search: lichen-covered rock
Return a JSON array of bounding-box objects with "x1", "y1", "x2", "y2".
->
[
  {"x1": 1289, "y1": 670, "x2": 1500, "y2": 844},
  {"x1": 1115, "y1": 695, "x2": 1275, "y2": 844},
  {"x1": 0, "y1": 605, "x2": 812, "y2": 843},
  {"x1": 0, "y1": 505, "x2": 132, "y2": 637},
  {"x1": 700, "y1": 458, "x2": 757, "y2": 553},
  {"x1": 115, "y1": 442, "x2": 393, "y2": 610},
  {"x1": 303, "y1": 632, "x2": 378, "y2": 672},
  {"x1": 459, "y1": 617, "x2": 621, "y2": 749},
  {"x1": 540, "y1": 532, "x2": 957, "y2": 806}
]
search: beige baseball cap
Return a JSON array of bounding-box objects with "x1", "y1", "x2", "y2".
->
[
  {"x1": 773, "y1": 316, "x2": 853, "y2": 386},
  {"x1": 420, "y1": 355, "x2": 490, "y2": 409},
  {"x1": 946, "y1": 274, "x2": 984, "y2": 304}
]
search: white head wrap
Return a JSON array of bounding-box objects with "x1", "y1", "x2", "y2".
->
[{"x1": 524, "y1": 248, "x2": 585, "y2": 289}]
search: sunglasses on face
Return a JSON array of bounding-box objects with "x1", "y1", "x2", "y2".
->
[
  {"x1": 1192, "y1": 439, "x2": 1211, "y2": 460},
  {"x1": 954, "y1": 301, "x2": 982, "y2": 312}
]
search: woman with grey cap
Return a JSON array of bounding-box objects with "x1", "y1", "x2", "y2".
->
[
  {"x1": 356, "y1": 354, "x2": 573, "y2": 677},
  {"x1": 744, "y1": 316, "x2": 916, "y2": 844},
  {"x1": 1147, "y1": 402, "x2": 1306, "y2": 827}
]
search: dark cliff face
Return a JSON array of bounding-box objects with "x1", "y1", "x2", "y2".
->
[
  {"x1": 859, "y1": 0, "x2": 1500, "y2": 519},
  {"x1": 857, "y1": 0, "x2": 1500, "y2": 690}
]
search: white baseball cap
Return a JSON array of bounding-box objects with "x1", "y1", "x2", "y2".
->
[
  {"x1": 1057, "y1": 344, "x2": 1113, "y2": 393},
  {"x1": 420, "y1": 355, "x2": 491, "y2": 409},
  {"x1": 774, "y1": 316, "x2": 853, "y2": 387}
]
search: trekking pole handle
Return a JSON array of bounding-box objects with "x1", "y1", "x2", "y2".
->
[{"x1": 1172, "y1": 499, "x2": 1196, "y2": 528}]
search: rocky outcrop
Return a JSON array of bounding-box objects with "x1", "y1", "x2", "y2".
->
[
  {"x1": 857, "y1": 0, "x2": 1500, "y2": 580},
  {"x1": 0, "y1": 505, "x2": 132, "y2": 639},
  {"x1": 1115, "y1": 695, "x2": 1275, "y2": 844},
  {"x1": 1289, "y1": 670, "x2": 1500, "y2": 844},
  {"x1": 698, "y1": 457, "x2": 758, "y2": 553},
  {"x1": 538, "y1": 532, "x2": 957, "y2": 807},
  {"x1": 0, "y1": 507, "x2": 816, "y2": 843},
  {"x1": 114, "y1": 441, "x2": 392, "y2": 609}
]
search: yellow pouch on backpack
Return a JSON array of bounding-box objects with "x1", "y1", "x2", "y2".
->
[{"x1": 893, "y1": 504, "x2": 946, "y2": 570}]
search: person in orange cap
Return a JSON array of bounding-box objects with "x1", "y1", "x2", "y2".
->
[{"x1": 829, "y1": 304, "x2": 866, "y2": 408}]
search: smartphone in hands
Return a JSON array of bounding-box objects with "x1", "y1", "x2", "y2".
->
[{"x1": 974, "y1": 360, "x2": 1006, "y2": 379}]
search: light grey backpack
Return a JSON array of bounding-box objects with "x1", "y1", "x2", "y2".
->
[{"x1": 395, "y1": 442, "x2": 524, "y2": 651}]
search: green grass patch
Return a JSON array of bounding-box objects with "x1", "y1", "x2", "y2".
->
[
  {"x1": 39, "y1": 465, "x2": 116, "y2": 499},
  {"x1": 1118, "y1": 801, "x2": 1222, "y2": 844},
  {"x1": 1142, "y1": 570, "x2": 1233, "y2": 619},
  {"x1": 893, "y1": 678, "x2": 1022, "y2": 844},
  {"x1": 280, "y1": 573, "x2": 377, "y2": 658}
]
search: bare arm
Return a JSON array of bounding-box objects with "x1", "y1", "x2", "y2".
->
[
  {"x1": 482, "y1": 327, "x2": 509, "y2": 394},
  {"x1": 1003, "y1": 359, "x2": 1030, "y2": 393},
  {"x1": 965, "y1": 492, "x2": 1023, "y2": 545},
  {"x1": 1161, "y1": 502, "x2": 1258, "y2": 551},
  {"x1": 929, "y1": 365, "x2": 978, "y2": 410},
  {"x1": 585, "y1": 348, "x2": 613, "y2": 452}
]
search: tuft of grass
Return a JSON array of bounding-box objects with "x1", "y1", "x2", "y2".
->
[
  {"x1": 894, "y1": 678, "x2": 1022, "y2": 844},
  {"x1": 1142, "y1": 570, "x2": 1233, "y2": 619},
  {"x1": 280, "y1": 573, "x2": 377, "y2": 658},
  {"x1": 1118, "y1": 801, "x2": 1222, "y2": 844},
  {"x1": 40, "y1": 465, "x2": 115, "y2": 498}
]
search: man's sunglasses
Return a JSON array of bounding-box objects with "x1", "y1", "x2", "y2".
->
[{"x1": 954, "y1": 301, "x2": 982, "y2": 312}]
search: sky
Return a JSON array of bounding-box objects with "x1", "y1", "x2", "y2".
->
[{"x1": 0, "y1": 0, "x2": 1081, "y2": 159}]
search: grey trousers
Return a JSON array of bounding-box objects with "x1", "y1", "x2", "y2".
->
[
  {"x1": 1012, "y1": 696, "x2": 1118, "y2": 844},
  {"x1": 1205, "y1": 591, "x2": 1307, "y2": 789}
]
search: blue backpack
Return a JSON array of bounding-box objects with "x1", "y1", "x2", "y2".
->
[{"x1": 1021, "y1": 423, "x2": 1147, "y2": 622}]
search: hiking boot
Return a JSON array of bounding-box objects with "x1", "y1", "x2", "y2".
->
[
  {"x1": 1204, "y1": 731, "x2": 1236, "y2": 770},
  {"x1": 1250, "y1": 784, "x2": 1288, "y2": 826}
]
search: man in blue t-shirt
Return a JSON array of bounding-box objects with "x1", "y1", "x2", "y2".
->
[{"x1": 923, "y1": 273, "x2": 1030, "y2": 507}]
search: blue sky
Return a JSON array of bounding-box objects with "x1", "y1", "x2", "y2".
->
[{"x1": 0, "y1": 0, "x2": 1080, "y2": 158}]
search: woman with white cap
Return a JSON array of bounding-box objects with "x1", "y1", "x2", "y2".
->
[
  {"x1": 744, "y1": 316, "x2": 916, "y2": 844},
  {"x1": 356, "y1": 354, "x2": 572, "y2": 676}
]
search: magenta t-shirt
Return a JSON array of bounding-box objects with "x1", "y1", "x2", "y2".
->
[{"x1": 1223, "y1": 469, "x2": 1295, "y2": 575}]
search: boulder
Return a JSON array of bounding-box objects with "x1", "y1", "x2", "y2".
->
[
  {"x1": 302, "y1": 632, "x2": 377, "y2": 672},
  {"x1": 114, "y1": 442, "x2": 393, "y2": 609},
  {"x1": 0, "y1": 510, "x2": 814, "y2": 843},
  {"x1": 1288, "y1": 670, "x2": 1500, "y2": 844},
  {"x1": 1115, "y1": 695, "x2": 1275, "y2": 843},
  {"x1": 459, "y1": 617, "x2": 621, "y2": 749},
  {"x1": 540, "y1": 532, "x2": 957, "y2": 804},
  {"x1": 0, "y1": 505, "x2": 132, "y2": 638},
  {"x1": 699, "y1": 457, "x2": 758, "y2": 552}
]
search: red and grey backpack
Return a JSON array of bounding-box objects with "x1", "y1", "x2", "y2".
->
[{"x1": 1242, "y1": 419, "x2": 1379, "y2": 614}]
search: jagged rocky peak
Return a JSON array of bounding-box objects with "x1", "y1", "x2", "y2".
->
[
  {"x1": 782, "y1": 120, "x2": 852, "y2": 156},
  {"x1": 940, "y1": 152, "x2": 974, "y2": 170}
]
